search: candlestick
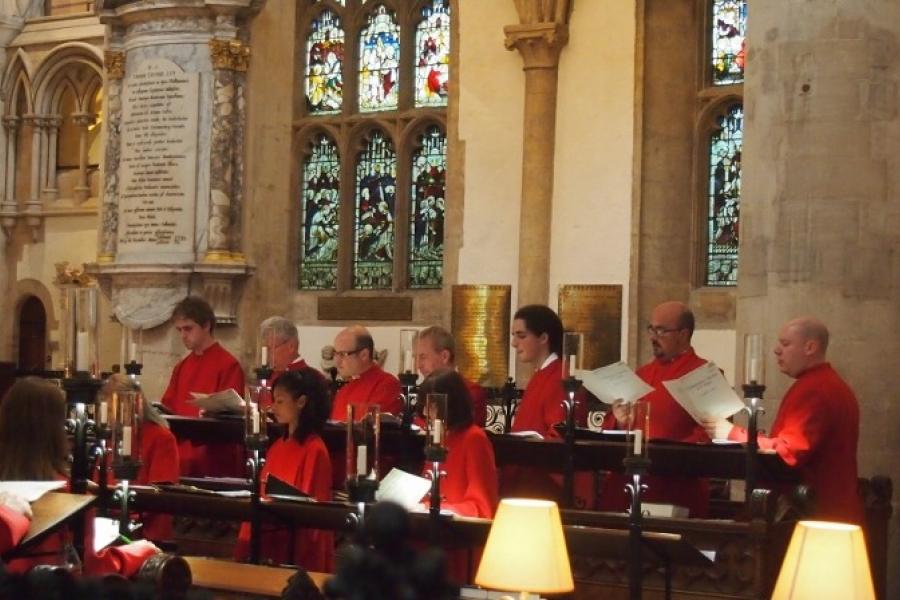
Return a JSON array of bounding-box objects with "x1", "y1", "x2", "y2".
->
[
  {"x1": 403, "y1": 350, "x2": 414, "y2": 373},
  {"x1": 75, "y1": 331, "x2": 89, "y2": 372},
  {"x1": 122, "y1": 426, "x2": 132, "y2": 456},
  {"x1": 251, "y1": 403, "x2": 260, "y2": 434},
  {"x1": 432, "y1": 418, "x2": 443, "y2": 445},
  {"x1": 356, "y1": 445, "x2": 367, "y2": 477},
  {"x1": 633, "y1": 429, "x2": 643, "y2": 455},
  {"x1": 568, "y1": 353, "x2": 578, "y2": 378},
  {"x1": 749, "y1": 358, "x2": 760, "y2": 384},
  {"x1": 261, "y1": 346, "x2": 268, "y2": 366},
  {"x1": 130, "y1": 342, "x2": 137, "y2": 363}
]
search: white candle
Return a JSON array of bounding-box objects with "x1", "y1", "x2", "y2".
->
[
  {"x1": 432, "y1": 419, "x2": 443, "y2": 445},
  {"x1": 261, "y1": 346, "x2": 268, "y2": 366},
  {"x1": 99, "y1": 402, "x2": 108, "y2": 425},
  {"x1": 356, "y1": 445, "x2": 367, "y2": 477},
  {"x1": 568, "y1": 354, "x2": 578, "y2": 377},
  {"x1": 130, "y1": 342, "x2": 137, "y2": 363},
  {"x1": 251, "y1": 403, "x2": 260, "y2": 434},
  {"x1": 633, "y1": 429, "x2": 643, "y2": 456},
  {"x1": 119, "y1": 329, "x2": 126, "y2": 368},
  {"x1": 122, "y1": 426, "x2": 132, "y2": 456},
  {"x1": 403, "y1": 350, "x2": 413, "y2": 373},
  {"x1": 75, "y1": 331, "x2": 89, "y2": 372},
  {"x1": 749, "y1": 358, "x2": 760, "y2": 383}
]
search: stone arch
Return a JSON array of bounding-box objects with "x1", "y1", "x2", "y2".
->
[
  {"x1": 1, "y1": 49, "x2": 35, "y2": 115},
  {"x1": 11, "y1": 278, "x2": 59, "y2": 368},
  {"x1": 32, "y1": 42, "x2": 103, "y2": 114}
]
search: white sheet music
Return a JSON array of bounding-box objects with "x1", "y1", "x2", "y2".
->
[
  {"x1": 662, "y1": 362, "x2": 744, "y2": 423},
  {"x1": 579, "y1": 361, "x2": 655, "y2": 404},
  {"x1": 375, "y1": 468, "x2": 432, "y2": 511},
  {"x1": 188, "y1": 388, "x2": 244, "y2": 412},
  {"x1": 0, "y1": 480, "x2": 66, "y2": 502}
]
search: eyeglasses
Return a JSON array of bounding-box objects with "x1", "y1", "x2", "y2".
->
[
  {"x1": 646, "y1": 324, "x2": 683, "y2": 337},
  {"x1": 334, "y1": 348, "x2": 362, "y2": 359}
]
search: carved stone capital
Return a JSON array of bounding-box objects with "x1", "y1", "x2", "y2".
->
[
  {"x1": 209, "y1": 38, "x2": 250, "y2": 72},
  {"x1": 46, "y1": 116, "x2": 64, "y2": 131},
  {"x1": 504, "y1": 22, "x2": 569, "y2": 69},
  {"x1": 105, "y1": 50, "x2": 126, "y2": 80},
  {"x1": 72, "y1": 113, "x2": 96, "y2": 128},
  {"x1": 2, "y1": 115, "x2": 19, "y2": 132}
]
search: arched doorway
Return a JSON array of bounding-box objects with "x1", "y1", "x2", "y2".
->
[{"x1": 18, "y1": 295, "x2": 47, "y2": 371}]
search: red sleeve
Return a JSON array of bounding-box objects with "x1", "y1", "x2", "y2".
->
[
  {"x1": 218, "y1": 358, "x2": 246, "y2": 397},
  {"x1": 91, "y1": 540, "x2": 159, "y2": 577},
  {"x1": 160, "y1": 359, "x2": 183, "y2": 410},
  {"x1": 294, "y1": 441, "x2": 332, "y2": 502},
  {"x1": 330, "y1": 391, "x2": 348, "y2": 421},
  {"x1": 442, "y1": 432, "x2": 499, "y2": 519},
  {"x1": 542, "y1": 381, "x2": 567, "y2": 438},
  {"x1": 0, "y1": 505, "x2": 30, "y2": 553},
  {"x1": 371, "y1": 374, "x2": 402, "y2": 415},
  {"x1": 143, "y1": 428, "x2": 180, "y2": 484}
]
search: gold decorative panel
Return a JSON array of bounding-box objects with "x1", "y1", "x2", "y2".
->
[
  {"x1": 558, "y1": 285, "x2": 622, "y2": 370},
  {"x1": 451, "y1": 285, "x2": 511, "y2": 388}
]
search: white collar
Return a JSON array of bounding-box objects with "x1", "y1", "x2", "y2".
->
[{"x1": 540, "y1": 352, "x2": 559, "y2": 371}]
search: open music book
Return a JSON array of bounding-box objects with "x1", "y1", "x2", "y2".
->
[{"x1": 188, "y1": 388, "x2": 244, "y2": 412}]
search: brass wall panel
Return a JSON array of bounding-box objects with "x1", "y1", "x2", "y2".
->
[
  {"x1": 451, "y1": 285, "x2": 511, "y2": 387},
  {"x1": 558, "y1": 285, "x2": 622, "y2": 370}
]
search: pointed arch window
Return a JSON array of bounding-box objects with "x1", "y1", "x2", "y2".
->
[
  {"x1": 296, "y1": 0, "x2": 450, "y2": 292},
  {"x1": 705, "y1": 103, "x2": 742, "y2": 286}
]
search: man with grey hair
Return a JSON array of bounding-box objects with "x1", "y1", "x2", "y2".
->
[
  {"x1": 415, "y1": 326, "x2": 487, "y2": 426},
  {"x1": 704, "y1": 316, "x2": 863, "y2": 524},
  {"x1": 259, "y1": 316, "x2": 320, "y2": 380}
]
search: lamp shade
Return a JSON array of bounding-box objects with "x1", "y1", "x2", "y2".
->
[
  {"x1": 772, "y1": 521, "x2": 875, "y2": 600},
  {"x1": 475, "y1": 498, "x2": 574, "y2": 594}
]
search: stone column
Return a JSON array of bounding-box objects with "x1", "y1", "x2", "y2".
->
[
  {"x1": 739, "y1": 2, "x2": 900, "y2": 593},
  {"x1": 0, "y1": 115, "x2": 17, "y2": 231},
  {"x1": 98, "y1": 47, "x2": 125, "y2": 263},
  {"x1": 71, "y1": 113, "x2": 94, "y2": 203},
  {"x1": 23, "y1": 114, "x2": 43, "y2": 230},
  {"x1": 43, "y1": 116, "x2": 62, "y2": 202},
  {"x1": 504, "y1": 0, "x2": 570, "y2": 309}
]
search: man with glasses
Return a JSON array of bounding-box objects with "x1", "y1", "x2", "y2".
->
[
  {"x1": 599, "y1": 300, "x2": 712, "y2": 516},
  {"x1": 329, "y1": 325, "x2": 402, "y2": 421}
]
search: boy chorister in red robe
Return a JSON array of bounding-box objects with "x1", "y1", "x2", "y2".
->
[
  {"x1": 161, "y1": 296, "x2": 245, "y2": 477},
  {"x1": 235, "y1": 368, "x2": 334, "y2": 572},
  {"x1": 414, "y1": 326, "x2": 489, "y2": 426},
  {"x1": 706, "y1": 317, "x2": 864, "y2": 524},
  {"x1": 329, "y1": 325, "x2": 402, "y2": 420},
  {"x1": 599, "y1": 301, "x2": 712, "y2": 517}
]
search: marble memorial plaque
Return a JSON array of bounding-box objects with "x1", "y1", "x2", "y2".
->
[{"x1": 117, "y1": 58, "x2": 199, "y2": 260}]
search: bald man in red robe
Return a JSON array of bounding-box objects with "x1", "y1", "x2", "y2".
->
[
  {"x1": 705, "y1": 317, "x2": 863, "y2": 524},
  {"x1": 330, "y1": 325, "x2": 402, "y2": 421},
  {"x1": 161, "y1": 296, "x2": 245, "y2": 477},
  {"x1": 599, "y1": 301, "x2": 712, "y2": 517}
]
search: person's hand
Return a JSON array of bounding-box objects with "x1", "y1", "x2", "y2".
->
[
  {"x1": 0, "y1": 491, "x2": 33, "y2": 519},
  {"x1": 611, "y1": 399, "x2": 629, "y2": 427},
  {"x1": 701, "y1": 417, "x2": 733, "y2": 440}
]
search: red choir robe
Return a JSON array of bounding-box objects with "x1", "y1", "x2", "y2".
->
[
  {"x1": 727, "y1": 362, "x2": 863, "y2": 524},
  {"x1": 423, "y1": 424, "x2": 498, "y2": 584},
  {"x1": 258, "y1": 358, "x2": 326, "y2": 411},
  {"x1": 135, "y1": 422, "x2": 179, "y2": 540},
  {"x1": 161, "y1": 342, "x2": 245, "y2": 477},
  {"x1": 330, "y1": 364, "x2": 402, "y2": 421},
  {"x1": 598, "y1": 348, "x2": 711, "y2": 517},
  {"x1": 0, "y1": 505, "x2": 29, "y2": 554},
  {"x1": 504, "y1": 357, "x2": 591, "y2": 505},
  {"x1": 463, "y1": 377, "x2": 488, "y2": 428},
  {"x1": 235, "y1": 434, "x2": 334, "y2": 572}
]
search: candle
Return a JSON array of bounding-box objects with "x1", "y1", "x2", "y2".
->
[
  {"x1": 568, "y1": 353, "x2": 578, "y2": 377},
  {"x1": 120, "y1": 329, "x2": 126, "y2": 367},
  {"x1": 99, "y1": 402, "x2": 108, "y2": 425},
  {"x1": 432, "y1": 419, "x2": 443, "y2": 445},
  {"x1": 75, "y1": 331, "x2": 89, "y2": 372},
  {"x1": 403, "y1": 350, "x2": 413, "y2": 373},
  {"x1": 633, "y1": 429, "x2": 643, "y2": 456},
  {"x1": 749, "y1": 358, "x2": 760, "y2": 383},
  {"x1": 122, "y1": 426, "x2": 132, "y2": 456},
  {"x1": 261, "y1": 346, "x2": 268, "y2": 366},
  {"x1": 251, "y1": 403, "x2": 260, "y2": 434},
  {"x1": 130, "y1": 342, "x2": 137, "y2": 363},
  {"x1": 356, "y1": 445, "x2": 367, "y2": 477}
]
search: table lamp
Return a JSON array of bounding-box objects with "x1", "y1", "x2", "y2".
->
[
  {"x1": 771, "y1": 521, "x2": 875, "y2": 600},
  {"x1": 475, "y1": 498, "x2": 574, "y2": 599}
]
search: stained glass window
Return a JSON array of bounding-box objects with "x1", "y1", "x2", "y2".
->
[
  {"x1": 300, "y1": 135, "x2": 341, "y2": 290},
  {"x1": 354, "y1": 131, "x2": 396, "y2": 289},
  {"x1": 414, "y1": 0, "x2": 450, "y2": 107},
  {"x1": 711, "y1": 0, "x2": 746, "y2": 85},
  {"x1": 358, "y1": 5, "x2": 400, "y2": 112},
  {"x1": 408, "y1": 126, "x2": 446, "y2": 288},
  {"x1": 306, "y1": 10, "x2": 344, "y2": 114},
  {"x1": 706, "y1": 104, "x2": 742, "y2": 286}
]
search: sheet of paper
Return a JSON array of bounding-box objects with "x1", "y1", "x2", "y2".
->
[
  {"x1": 580, "y1": 361, "x2": 655, "y2": 404},
  {"x1": 188, "y1": 388, "x2": 244, "y2": 412},
  {"x1": 375, "y1": 468, "x2": 432, "y2": 511},
  {"x1": 0, "y1": 480, "x2": 66, "y2": 502},
  {"x1": 662, "y1": 362, "x2": 744, "y2": 423},
  {"x1": 93, "y1": 517, "x2": 120, "y2": 553},
  {"x1": 506, "y1": 430, "x2": 544, "y2": 440}
]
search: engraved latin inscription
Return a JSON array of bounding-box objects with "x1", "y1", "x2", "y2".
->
[{"x1": 117, "y1": 58, "x2": 199, "y2": 255}]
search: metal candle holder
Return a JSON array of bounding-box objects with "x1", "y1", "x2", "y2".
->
[{"x1": 741, "y1": 382, "x2": 766, "y2": 507}]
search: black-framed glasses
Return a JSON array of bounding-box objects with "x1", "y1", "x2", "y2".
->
[
  {"x1": 334, "y1": 348, "x2": 362, "y2": 359},
  {"x1": 646, "y1": 324, "x2": 682, "y2": 337}
]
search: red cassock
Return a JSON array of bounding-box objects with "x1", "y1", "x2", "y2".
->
[
  {"x1": 136, "y1": 422, "x2": 180, "y2": 540},
  {"x1": 0, "y1": 505, "x2": 29, "y2": 554},
  {"x1": 462, "y1": 377, "x2": 488, "y2": 428},
  {"x1": 329, "y1": 365, "x2": 402, "y2": 421},
  {"x1": 260, "y1": 359, "x2": 327, "y2": 410},
  {"x1": 161, "y1": 342, "x2": 245, "y2": 477},
  {"x1": 235, "y1": 434, "x2": 334, "y2": 572},
  {"x1": 599, "y1": 349, "x2": 711, "y2": 517},
  {"x1": 432, "y1": 424, "x2": 499, "y2": 519},
  {"x1": 728, "y1": 362, "x2": 863, "y2": 524}
]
